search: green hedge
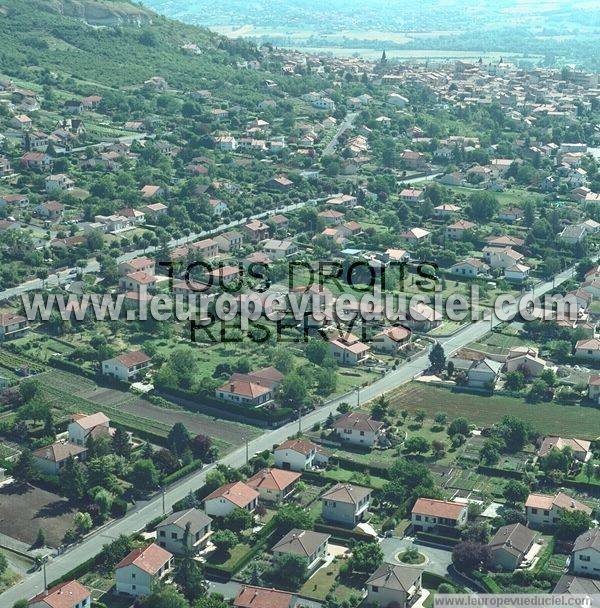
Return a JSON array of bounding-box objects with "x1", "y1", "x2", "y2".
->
[
  {"x1": 314, "y1": 521, "x2": 375, "y2": 542},
  {"x1": 162, "y1": 459, "x2": 203, "y2": 486},
  {"x1": 477, "y1": 465, "x2": 524, "y2": 480},
  {"x1": 533, "y1": 536, "x2": 555, "y2": 574},
  {"x1": 158, "y1": 387, "x2": 294, "y2": 425},
  {"x1": 49, "y1": 555, "x2": 97, "y2": 588},
  {"x1": 416, "y1": 531, "x2": 460, "y2": 547},
  {"x1": 422, "y1": 571, "x2": 465, "y2": 592}
]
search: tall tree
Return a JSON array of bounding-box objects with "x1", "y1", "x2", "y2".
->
[{"x1": 59, "y1": 456, "x2": 87, "y2": 502}]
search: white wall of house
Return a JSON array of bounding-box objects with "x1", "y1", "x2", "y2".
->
[
  {"x1": 336, "y1": 427, "x2": 379, "y2": 447},
  {"x1": 572, "y1": 548, "x2": 600, "y2": 576},
  {"x1": 156, "y1": 522, "x2": 212, "y2": 555},
  {"x1": 116, "y1": 564, "x2": 163, "y2": 597},
  {"x1": 274, "y1": 448, "x2": 313, "y2": 471},
  {"x1": 322, "y1": 498, "x2": 369, "y2": 526}
]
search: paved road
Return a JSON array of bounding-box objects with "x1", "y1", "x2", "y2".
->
[
  {"x1": 0, "y1": 256, "x2": 581, "y2": 604},
  {"x1": 380, "y1": 536, "x2": 452, "y2": 578},
  {"x1": 322, "y1": 112, "x2": 358, "y2": 157}
]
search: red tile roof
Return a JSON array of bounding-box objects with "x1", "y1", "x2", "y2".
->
[
  {"x1": 246, "y1": 468, "x2": 302, "y2": 492},
  {"x1": 116, "y1": 543, "x2": 172, "y2": 575},
  {"x1": 205, "y1": 481, "x2": 259, "y2": 508},
  {"x1": 29, "y1": 580, "x2": 90, "y2": 608},
  {"x1": 234, "y1": 586, "x2": 293, "y2": 608},
  {"x1": 412, "y1": 498, "x2": 466, "y2": 520}
]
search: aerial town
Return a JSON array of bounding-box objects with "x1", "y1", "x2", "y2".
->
[{"x1": 0, "y1": 1, "x2": 599, "y2": 607}]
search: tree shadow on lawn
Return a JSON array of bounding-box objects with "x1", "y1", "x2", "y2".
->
[
  {"x1": 35, "y1": 499, "x2": 73, "y2": 519},
  {"x1": 0, "y1": 482, "x2": 32, "y2": 497}
]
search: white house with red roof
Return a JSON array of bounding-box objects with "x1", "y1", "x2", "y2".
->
[
  {"x1": 118, "y1": 256, "x2": 155, "y2": 277},
  {"x1": 246, "y1": 468, "x2": 302, "y2": 502},
  {"x1": 329, "y1": 332, "x2": 370, "y2": 366},
  {"x1": 399, "y1": 188, "x2": 424, "y2": 204},
  {"x1": 119, "y1": 271, "x2": 157, "y2": 292},
  {"x1": 411, "y1": 498, "x2": 468, "y2": 533},
  {"x1": 204, "y1": 481, "x2": 259, "y2": 517},
  {"x1": 274, "y1": 439, "x2": 329, "y2": 471},
  {"x1": 67, "y1": 412, "x2": 114, "y2": 446},
  {"x1": 28, "y1": 580, "x2": 91, "y2": 608},
  {"x1": 525, "y1": 492, "x2": 592, "y2": 528},
  {"x1": 0, "y1": 313, "x2": 29, "y2": 340},
  {"x1": 333, "y1": 412, "x2": 385, "y2": 447},
  {"x1": 101, "y1": 351, "x2": 151, "y2": 382},
  {"x1": 115, "y1": 543, "x2": 173, "y2": 597},
  {"x1": 373, "y1": 326, "x2": 411, "y2": 353}
]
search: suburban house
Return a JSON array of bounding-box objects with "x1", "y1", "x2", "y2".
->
[
  {"x1": 318, "y1": 210, "x2": 345, "y2": 226},
  {"x1": 537, "y1": 437, "x2": 591, "y2": 463},
  {"x1": 21, "y1": 152, "x2": 53, "y2": 171},
  {"x1": 588, "y1": 375, "x2": 600, "y2": 404},
  {"x1": 0, "y1": 313, "x2": 29, "y2": 340},
  {"x1": 405, "y1": 302, "x2": 442, "y2": 331},
  {"x1": 365, "y1": 563, "x2": 422, "y2": 608},
  {"x1": 118, "y1": 257, "x2": 155, "y2": 277},
  {"x1": 119, "y1": 271, "x2": 157, "y2": 292},
  {"x1": 68, "y1": 412, "x2": 114, "y2": 446},
  {"x1": 246, "y1": 468, "x2": 302, "y2": 502},
  {"x1": 115, "y1": 543, "x2": 173, "y2": 597},
  {"x1": 505, "y1": 264, "x2": 531, "y2": 282},
  {"x1": 571, "y1": 527, "x2": 600, "y2": 577},
  {"x1": 399, "y1": 188, "x2": 424, "y2": 204},
  {"x1": 28, "y1": 580, "x2": 91, "y2": 608},
  {"x1": 450, "y1": 258, "x2": 489, "y2": 277},
  {"x1": 32, "y1": 441, "x2": 87, "y2": 475},
  {"x1": 101, "y1": 350, "x2": 152, "y2": 382},
  {"x1": 35, "y1": 201, "x2": 65, "y2": 221},
  {"x1": 156, "y1": 508, "x2": 213, "y2": 555},
  {"x1": 274, "y1": 438, "x2": 329, "y2": 471},
  {"x1": 504, "y1": 352, "x2": 550, "y2": 378},
  {"x1": 467, "y1": 358, "x2": 502, "y2": 389},
  {"x1": 321, "y1": 483, "x2": 372, "y2": 526},
  {"x1": 575, "y1": 338, "x2": 600, "y2": 362},
  {"x1": 140, "y1": 185, "x2": 164, "y2": 199},
  {"x1": 234, "y1": 586, "x2": 295, "y2": 608},
  {"x1": 262, "y1": 239, "x2": 298, "y2": 260},
  {"x1": 525, "y1": 492, "x2": 592, "y2": 528},
  {"x1": 446, "y1": 219, "x2": 476, "y2": 240},
  {"x1": 333, "y1": 412, "x2": 385, "y2": 447},
  {"x1": 487, "y1": 523, "x2": 537, "y2": 571},
  {"x1": 328, "y1": 332, "x2": 370, "y2": 366},
  {"x1": 215, "y1": 231, "x2": 243, "y2": 252},
  {"x1": 243, "y1": 219, "x2": 270, "y2": 242},
  {"x1": 189, "y1": 238, "x2": 219, "y2": 259},
  {"x1": 215, "y1": 366, "x2": 283, "y2": 406},
  {"x1": 373, "y1": 325, "x2": 411, "y2": 353},
  {"x1": 272, "y1": 529, "x2": 330, "y2": 572},
  {"x1": 553, "y1": 574, "x2": 600, "y2": 595},
  {"x1": 400, "y1": 227, "x2": 431, "y2": 244},
  {"x1": 411, "y1": 498, "x2": 468, "y2": 533},
  {"x1": 204, "y1": 481, "x2": 259, "y2": 517}
]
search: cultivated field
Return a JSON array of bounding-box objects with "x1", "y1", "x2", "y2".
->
[
  {"x1": 387, "y1": 382, "x2": 600, "y2": 439},
  {"x1": 0, "y1": 483, "x2": 76, "y2": 547}
]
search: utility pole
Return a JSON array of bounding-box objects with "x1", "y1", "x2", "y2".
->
[
  {"x1": 356, "y1": 385, "x2": 361, "y2": 408},
  {"x1": 245, "y1": 437, "x2": 249, "y2": 466},
  {"x1": 161, "y1": 486, "x2": 166, "y2": 515},
  {"x1": 42, "y1": 556, "x2": 48, "y2": 593},
  {"x1": 298, "y1": 408, "x2": 302, "y2": 435},
  {"x1": 490, "y1": 309, "x2": 494, "y2": 330}
]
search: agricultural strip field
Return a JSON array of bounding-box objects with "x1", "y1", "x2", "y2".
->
[
  {"x1": 37, "y1": 370, "x2": 262, "y2": 450},
  {"x1": 387, "y1": 382, "x2": 600, "y2": 439}
]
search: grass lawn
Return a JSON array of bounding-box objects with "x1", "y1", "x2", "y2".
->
[
  {"x1": 0, "y1": 569, "x2": 21, "y2": 593},
  {"x1": 324, "y1": 467, "x2": 388, "y2": 490},
  {"x1": 299, "y1": 558, "x2": 364, "y2": 603},
  {"x1": 206, "y1": 543, "x2": 252, "y2": 568},
  {"x1": 387, "y1": 382, "x2": 600, "y2": 439}
]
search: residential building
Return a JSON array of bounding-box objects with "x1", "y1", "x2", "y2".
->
[
  {"x1": 553, "y1": 575, "x2": 600, "y2": 595},
  {"x1": 329, "y1": 332, "x2": 370, "y2": 366},
  {"x1": 45, "y1": 173, "x2": 74, "y2": 193},
  {"x1": 234, "y1": 586, "x2": 295, "y2": 608},
  {"x1": 68, "y1": 412, "x2": 113, "y2": 446},
  {"x1": 243, "y1": 219, "x2": 270, "y2": 243},
  {"x1": 575, "y1": 338, "x2": 600, "y2": 361},
  {"x1": 505, "y1": 264, "x2": 530, "y2": 282},
  {"x1": 246, "y1": 468, "x2": 302, "y2": 502},
  {"x1": 101, "y1": 350, "x2": 151, "y2": 382},
  {"x1": 215, "y1": 230, "x2": 243, "y2": 252},
  {"x1": 262, "y1": 239, "x2": 298, "y2": 260},
  {"x1": 487, "y1": 523, "x2": 537, "y2": 571},
  {"x1": 32, "y1": 441, "x2": 87, "y2": 475},
  {"x1": 204, "y1": 481, "x2": 259, "y2": 517},
  {"x1": 28, "y1": 580, "x2": 91, "y2": 608},
  {"x1": 333, "y1": 411, "x2": 385, "y2": 447},
  {"x1": 156, "y1": 508, "x2": 213, "y2": 555},
  {"x1": 189, "y1": 238, "x2": 219, "y2": 259},
  {"x1": 21, "y1": 152, "x2": 53, "y2": 171},
  {"x1": 321, "y1": 483, "x2": 372, "y2": 526},
  {"x1": 399, "y1": 188, "x2": 424, "y2": 204},
  {"x1": 400, "y1": 227, "x2": 431, "y2": 244},
  {"x1": 588, "y1": 375, "x2": 600, "y2": 404},
  {"x1": 115, "y1": 543, "x2": 173, "y2": 597},
  {"x1": 272, "y1": 529, "x2": 330, "y2": 572},
  {"x1": 366, "y1": 563, "x2": 422, "y2": 608},
  {"x1": 118, "y1": 257, "x2": 155, "y2": 277},
  {"x1": 450, "y1": 258, "x2": 489, "y2": 277},
  {"x1": 525, "y1": 492, "x2": 592, "y2": 528},
  {"x1": 571, "y1": 527, "x2": 600, "y2": 577},
  {"x1": 0, "y1": 313, "x2": 29, "y2": 340},
  {"x1": 119, "y1": 271, "x2": 157, "y2": 292},
  {"x1": 446, "y1": 220, "x2": 476, "y2": 240},
  {"x1": 504, "y1": 352, "x2": 549, "y2": 378},
  {"x1": 274, "y1": 438, "x2": 329, "y2": 471},
  {"x1": 411, "y1": 498, "x2": 468, "y2": 533},
  {"x1": 373, "y1": 326, "x2": 411, "y2": 354},
  {"x1": 467, "y1": 358, "x2": 502, "y2": 389},
  {"x1": 537, "y1": 437, "x2": 591, "y2": 463}
]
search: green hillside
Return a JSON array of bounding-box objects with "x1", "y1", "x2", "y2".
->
[{"x1": 0, "y1": 0, "x2": 312, "y2": 99}]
